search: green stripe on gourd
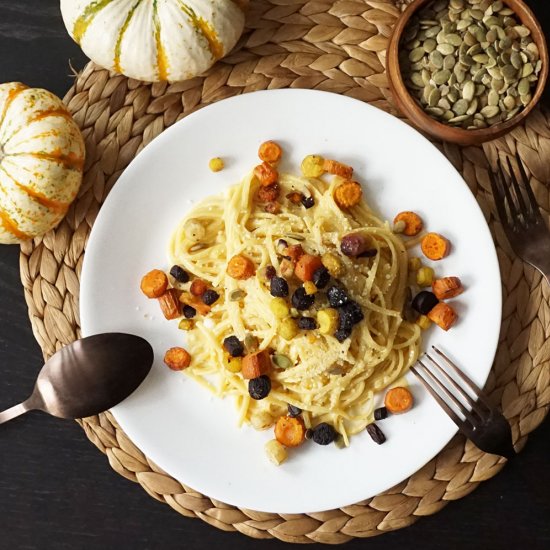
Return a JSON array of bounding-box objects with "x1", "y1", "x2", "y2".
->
[
  {"x1": 73, "y1": 0, "x2": 115, "y2": 43},
  {"x1": 114, "y1": 0, "x2": 144, "y2": 74}
]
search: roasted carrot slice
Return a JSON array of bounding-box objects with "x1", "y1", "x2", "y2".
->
[
  {"x1": 432, "y1": 277, "x2": 464, "y2": 300},
  {"x1": 334, "y1": 181, "x2": 362, "y2": 209},
  {"x1": 164, "y1": 347, "x2": 191, "y2": 370},
  {"x1": 227, "y1": 254, "x2": 256, "y2": 280},
  {"x1": 257, "y1": 183, "x2": 280, "y2": 203},
  {"x1": 323, "y1": 158, "x2": 353, "y2": 179},
  {"x1": 158, "y1": 289, "x2": 181, "y2": 319},
  {"x1": 242, "y1": 350, "x2": 271, "y2": 379},
  {"x1": 254, "y1": 162, "x2": 278, "y2": 186},
  {"x1": 274, "y1": 415, "x2": 306, "y2": 447},
  {"x1": 190, "y1": 279, "x2": 208, "y2": 296},
  {"x1": 140, "y1": 269, "x2": 168, "y2": 298},
  {"x1": 286, "y1": 244, "x2": 305, "y2": 263},
  {"x1": 427, "y1": 302, "x2": 457, "y2": 331},
  {"x1": 295, "y1": 254, "x2": 323, "y2": 282},
  {"x1": 394, "y1": 211, "x2": 423, "y2": 236},
  {"x1": 421, "y1": 232, "x2": 450, "y2": 260},
  {"x1": 258, "y1": 140, "x2": 282, "y2": 163},
  {"x1": 384, "y1": 387, "x2": 414, "y2": 414}
]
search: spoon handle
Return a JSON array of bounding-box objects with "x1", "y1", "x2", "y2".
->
[{"x1": 0, "y1": 402, "x2": 31, "y2": 425}]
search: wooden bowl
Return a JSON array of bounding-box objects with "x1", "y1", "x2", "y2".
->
[{"x1": 387, "y1": 0, "x2": 549, "y2": 145}]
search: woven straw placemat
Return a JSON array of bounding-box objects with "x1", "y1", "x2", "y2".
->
[{"x1": 19, "y1": 0, "x2": 550, "y2": 543}]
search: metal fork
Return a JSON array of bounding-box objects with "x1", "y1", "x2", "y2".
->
[
  {"x1": 489, "y1": 153, "x2": 550, "y2": 284},
  {"x1": 411, "y1": 346, "x2": 515, "y2": 458}
]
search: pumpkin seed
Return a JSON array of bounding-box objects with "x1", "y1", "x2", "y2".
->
[
  {"x1": 448, "y1": 114, "x2": 470, "y2": 123},
  {"x1": 437, "y1": 43, "x2": 455, "y2": 55},
  {"x1": 425, "y1": 25, "x2": 441, "y2": 38},
  {"x1": 518, "y1": 77, "x2": 530, "y2": 96},
  {"x1": 423, "y1": 38, "x2": 437, "y2": 52},
  {"x1": 520, "y1": 93, "x2": 532, "y2": 106},
  {"x1": 501, "y1": 64, "x2": 517, "y2": 80},
  {"x1": 510, "y1": 51, "x2": 522, "y2": 70},
  {"x1": 409, "y1": 47, "x2": 425, "y2": 62},
  {"x1": 433, "y1": 69, "x2": 451, "y2": 85},
  {"x1": 522, "y1": 63, "x2": 534, "y2": 78},
  {"x1": 443, "y1": 55, "x2": 456, "y2": 70},
  {"x1": 503, "y1": 95, "x2": 516, "y2": 110},
  {"x1": 466, "y1": 97, "x2": 479, "y2": 115},
  {"x1": 429, "y1": 50, "x2": 444, "y2": 68},
  {"x1": 488, "y1": 90, "x2": 499, "y2": 106},
  {"x1": 453, "y1": 98, "x2": 470, "y2": 115},
  {"x1": 411, "y1": 72, "x2": 424, "y2": 87},
  {"x1": 272, "y1": 354, "x2": 293, "y2": 369},
  {"x1": 438, "y1": 97, "x2": 452, "y2": 110},
  {"x1": 514, "y1": 25, "x2": 530, "y2": 38},
  {"x1": 480, "y1": 105, "x2": 500, "y2": 118},
  {"x1": 426, "y1": 106, "x2": 445, "y2": 117},
  {"x1": 472, "y1": 53, "x2": 489, "y2": 64},
  {"x1": 428, "y1": 88, "x2": 441, "y2": 107}
]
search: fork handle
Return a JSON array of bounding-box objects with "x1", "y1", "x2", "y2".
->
[{"x1": 0, "y1": 401, "x2": 31, "y2": 425}]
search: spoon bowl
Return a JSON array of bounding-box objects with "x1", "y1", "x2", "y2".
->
[{"x1": 0, "y1": 333, "x2": 153, "y2": 424}]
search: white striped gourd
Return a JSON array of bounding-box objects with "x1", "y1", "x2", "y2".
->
[
  {"x1": 0, "y1": 83, "x2": 85, "y2": 244},
  {"x1": 60, "y1": 0, "x2": 246, "y2": 82}
]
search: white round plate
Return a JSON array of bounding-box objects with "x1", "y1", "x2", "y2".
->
[{"x1": 80, "y1": 89, "x2": 501, "y2": 514}]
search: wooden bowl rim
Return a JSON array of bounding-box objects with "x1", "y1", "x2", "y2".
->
[{"x1": 387, "y1": 0, "x2": 549, "y2": 144}]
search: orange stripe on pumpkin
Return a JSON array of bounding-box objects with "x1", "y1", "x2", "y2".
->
[
  {"x1": 13, "y1": 182, "x2": 70, "y2": 215},
  {"x1": 0, "y1": 208, "x2": 32, "y2": 240},
  {"x1": 18, "y1": 149, "x2": 85, "y2": 172},
  {"x1": 0, "y1": 83, "x2": 29, "y2": 131},
  {"x1": 27, "y1": 108, "x2": 73, "y2": 124}
]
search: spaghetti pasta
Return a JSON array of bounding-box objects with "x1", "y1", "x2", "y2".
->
[{"x1": 168, "y1": 166, "x2": 422, "y2": 445}]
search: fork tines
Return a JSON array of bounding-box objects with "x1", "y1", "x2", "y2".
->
[
  {"x1": 489, "y1": 153, "x2": 543, "y2": 231},
  {"x1": 411, "y1": 346, "x2": 491, "y2": 429}
]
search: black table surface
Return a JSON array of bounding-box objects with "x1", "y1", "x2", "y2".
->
[{"x1": 0, "y1": 2, "x2": 549, "y2": 549}]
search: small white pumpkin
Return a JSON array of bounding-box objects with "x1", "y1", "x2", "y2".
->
[
  {"x1": 60, "y1": 0, "x2": 246, "y2": 82},
  {"x1": 0, "y1": 83, "x2": 85, "y2": 244}
]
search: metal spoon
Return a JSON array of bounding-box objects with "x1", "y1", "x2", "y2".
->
[{"x1": 0, "y1": 333, "x2": 153, "y2": 424}]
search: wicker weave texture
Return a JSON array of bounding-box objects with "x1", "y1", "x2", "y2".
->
[{"x1": 18, "y1": 0, "x2": 550, "y2": 543}]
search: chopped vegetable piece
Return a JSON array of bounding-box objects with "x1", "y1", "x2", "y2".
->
[
  {"x1": 416, "y1": 266, "x2": 435, "y2": 287},
  {"x1": 225, "y1": 356, "x2": 242, "y2": 373},
  {"x1": 411, "y1": 291, "x2": 439, "y2": 315},
  {"x1": 385, "y1": 387, "x2": 414, "y2": 414},
  {"x1": 321, "y1": 253, "x2": 344, "y2": 278},
  {"x1": 272, "y1": 354, "x2": 293, "y2": 369},
  {"x1": 265, "y1": 266, "x2": 276, "y2": 280},
  {"x1": 408, "y1": 257, "x2": 422, "y2": 272},
  {"x1": 179, "y1": 292, "x2": 211, "y2": 316},
  {"x1": 265, "y1": 201, "x2": 281, "y2": 214},
  {"x1": 323, "y1": 158, "x2": 353, "y2": 179},
  {"x1": 242, "y1": 350, "x2": 271, "y2": 379},
  {"x1": 227, "y1": 255, "x2": 256, "y2": 280},
  {"x1": 164, "y1": 347, "x2": 191, "y2": 370},
  {"x1": 208, "y1": 157, "x2": 224, "y2": 172},
  {"x1": 279, "y1": 259, "x2": 295, "y2": 278},
  {"x1": 301, "y1": 195, "x2": 315, "y2": 209},
  {"x1": 312, "y1": 266, "x2": 330, "y2": 289},
  {"x1": 178, "y1": 319, "x2": 194, "y2": 331},
  {"x1": 257, "y1": 182, "x2": 280, "y2": 203},
  {"x1": 270, "y1": 276, "x2": 289, "y2": 297},
  {"x1": 337, "y1": 301, "x2": 364, "y2": 330},
  {"x1": 258, "y1": 140, "x2": 282, "y2": 163},
  {"x1": 334, "y1": 327, "x2": 352, "y2": 342},
  {"x1": 270, "y1": 297, "x2": 290, "y2": 319},
  {"x1": 248, "y1": 375, "x2": 271, "y2": 400},
  {"x1": 291, "y1": 287, "x2": 315, "y2": 310},
  {"x1": 190, "y1": 279, "x2": 208, "y2": 296},
  {"x1": 340, "y1": 232, "x2": 371, "y2": 257},
  {"x1": 417, "y1": 315, "x2": 432, "y2": 330},
  {"x1": 254, "y1": 162, "x2": 278, "y2": 186},
  {"x1": 312, "y1": 422, "x2": 337, "y2": 445},
  {"x1": 169, "y1": 265, "x2": 189, "y2": 283},
  {"x1": 158, "y1": 289, "x2": 181, "y2": 320},
  {"x1": 275, "y1": 415, "x2": 306, "y2": 447},
  {"x1": 223, "y1": 336, "x2": 244, "y2": 357},
  {"x1": 421, "y1": 232, "x2": 451, "y2": 260},
  {"x1": 202, "y1": 289, "x2": 219, "y2": 305},
  {"x1": 327, "y1": 286, "x2": 349, "y2": 308},
  {"x1": 288, "y1": 404, "x2": 302, "y2": 417},
  {"x1": 244, "y1": 334, "x2": 259, "y2": 352},
  {"x1": 393, "y1": 211, "x2": 423, "y2": 236},
  {"x1": 301, "y1": 154, "x2": 325, "y2": 178},
  {"x1": 374, "y1": 407, "x2": 388, "y2": 421},
  {"x1": 366, "y1": 423, "x2": 386, "y2": 444},
  {"x1": 279, "y1": 318, "x2": 299, "y2": 340},
  {"x1": 427, "y1": 302, "x2": 458, "y2": 331},
  {"x1": 317, "y1": 308, "x2": 339, "y2": 334},
  {"x1": 432, "y1": 277, "x2": 464, "y2": 300},
  {"x1": 303, "y1": 281, "x2": 317, "y2": 295},
  {"x1": 251, "y1": 410, "x2": 275, "y2": 430},
  {"x1": 183, "y1": 305, "x2": 196, "y2": 319},
  {"x1": 298, "y1": 317, "x2": 317, "y2": 330},
  {"x1": 334, "y1": 180, "x2": 362, "y2": 209},
  {"x1": 295, "y1": 254, "x2": 323, "y2": 282},
  {"x1": 265, "y1": 439, "x2": 288, "y2": 465},
  {"x1": 284, "y1": 244, "x2": 304, "y2": 263},
  {"x1": 286, "y1": 191, "x2": 304, "y2": 204},
  {"x1": 140, "y1": 269, "x2": 168, "y2": 298}
]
